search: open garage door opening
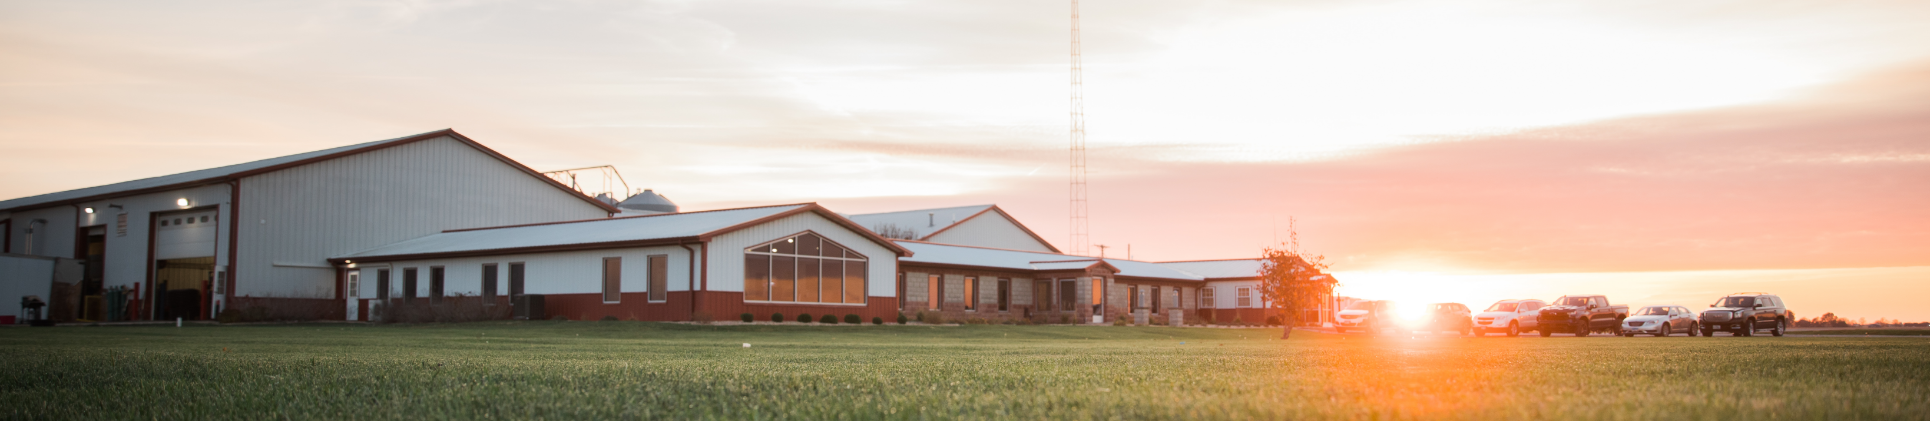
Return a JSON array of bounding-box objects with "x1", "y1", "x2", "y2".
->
[{"x1": 152, "y1": 209, "x2": 217, "y2": 321}]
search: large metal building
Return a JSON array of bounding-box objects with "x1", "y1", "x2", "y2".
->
[{"x1": 0, "y1": 129, "x2": 615, "y2": 322}]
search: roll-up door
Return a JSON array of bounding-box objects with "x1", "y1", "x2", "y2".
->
[{"x1": 154, "y1": 210, "x2": 218, "y2": 260}]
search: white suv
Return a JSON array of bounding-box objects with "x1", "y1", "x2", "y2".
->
[{"x1": 1474, "y1": 299, "x2": 1545, "y2": 337}]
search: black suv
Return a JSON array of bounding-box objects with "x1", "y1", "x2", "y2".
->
[{"x1": 1699, "y1": 292, "x2": 1794, "y2": 337}]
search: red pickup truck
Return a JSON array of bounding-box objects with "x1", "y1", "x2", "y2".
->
[{"x1": 1536, "y1": 295, "x2": 1631, "y2": 337}]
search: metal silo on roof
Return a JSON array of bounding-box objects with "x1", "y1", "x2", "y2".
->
[{"x1": 618, "y1": 189, "x2": 678, "y2": 213}]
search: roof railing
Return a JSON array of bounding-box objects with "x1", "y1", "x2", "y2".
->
[{"x1": 1728, "y1": 292, "x2": 1773, "y2": 296}]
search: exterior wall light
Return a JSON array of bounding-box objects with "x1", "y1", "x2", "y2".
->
[
  {"x1": 176, "y1": 198, "x2": 190, "y2": 207},
  {"x1": 83, "y1": 207, "x2": 95, "y2": 214}
]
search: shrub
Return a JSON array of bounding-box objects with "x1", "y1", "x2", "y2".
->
[
  {"x1": 601, "y1": 315, "x2": 619, "y2": 322},
  {"x1": 798, "y1": 313, "x2": 814, "y2": 323},
  {"x1": 740, "y1": 313, "x2": 755, "y2": 323},
  {"x1": 1059, "y1": 315, "x2": 1070, "y2": 324},
  {"x1": 896, "y1": 313, "x2": 908, "y2": 324},
  {"x1": 693, "y1": 311, "x2": 714, "y2": 325},
  {"x1": 1232, "y1": 315, "x2": 1246, "y2": 326},
  {"x1": 844, "y1": 314, "x2": 861, "y2": 324},
  {"x1": 771, "y1": 312, "x2": 785, "y2": 323},
  {"x1": 1151, "y1": 315, "x2": 1168, "y2": 326},
  {"x1": 1265, "y1": 315, "x2": 1281, "y2": 326},
  {"x1": 1111, "y1": 317, "x2": 1127, "y2": 326},
  {"x1": 872, "y1": 317, "x2": 884, "y2": 325},
  {"x1": 550, "y1": 315, "x2": 569, "y2": 321},
  {"x1": 820, "y1": 314, "x2": 838, "y2": 324},
  {"x1": 917, "y1": 311, "x2": 945, "y2": 325}
]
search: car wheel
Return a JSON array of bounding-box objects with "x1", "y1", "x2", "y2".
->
[
  {"x1": 1656, "y1": 324, "x2": 1670, "y2": 337},
  {"x1": 1772, "y1": 319, "x2": 1785, "y2": 337},
  {"x1": 1539, "y1": 327, "x2": 1553, "y2": 337},
  {"x1": 1689, "y1": 323, "x2": 1699, "y2": 337},
  {"x1": 1575, "y1": 320, "x2": 1590, "y2": 337},
  {"x1": 1741, "y1": 320, "x2": 1755, "y2": 337},
  {"x1": 1506, "y1": 322, "x2": 1520, "y2": 337}
]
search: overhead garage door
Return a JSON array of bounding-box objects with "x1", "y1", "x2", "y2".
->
[{"x1": 154, "y1": 210, "x2": 218, "y2": 260}]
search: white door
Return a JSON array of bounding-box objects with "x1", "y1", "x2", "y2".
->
[
  {"x1": 153, "y1": 210, "x2": 218, "y2": 260},
  {"x1": 345, "y1": 271, "x2": 360, "y2": 321}
]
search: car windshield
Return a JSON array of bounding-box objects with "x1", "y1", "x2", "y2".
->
[
  {"x1": 1486, "y1": 302, "x2": 1518, "y2": 312},
  {"x1": 1346, "y1": 302, "x2": 1374, "y2": 311},
  {"x1": 1639, "y1": 307, "x2": 1671, "y2": 316},
  {"x1": 1717, "y1": 296, "x2": 1756, "y2": 307},
  {"x1": 1557, "y1": 296, "x2": 1590, "y2": 306}
]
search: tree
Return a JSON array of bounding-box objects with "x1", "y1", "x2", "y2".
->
[{"x1": 1256, "y1": 219, "x2": 1336, "y2": 339}]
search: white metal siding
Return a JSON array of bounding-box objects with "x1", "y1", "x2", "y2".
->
[
  {"x1": 237, "y1": 136, "x2": 609, "y2": 298},
  {"x1": 70, "y1": 185, "x2": 236, "y2": 301},
  {"x1": 354, "y1": 245, "x2": 692, "y2": 299},
  {"x1": 6, "y1": 206, "x2": 76, "y2": 258},
  {"x1": 1203, "y1": 280, "x2": 1266, "y2": 309},
  {"x1": 924, "y1": 211, "x2": 1054, "y2": 252},
  {"x1": 706, "y1": 211, "x2": 899, "y2": 298}
]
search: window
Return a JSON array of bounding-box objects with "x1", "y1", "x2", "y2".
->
[
  {"x1": 1201, "y1": 288, "x2": 1214, "y2": 309},
  {"x1": 997, "y1": 278, "x2": 1011, "y2": 312},
  {"x1": 1152, "y1": 286, "x2": 1162, "y2": 311},
  {"x1": 928, "y1": 274, "x2": 942, "y2": 310},
  {"x1": 844, "y1": 260, "x2": 866, "y2": 304},
  {"x1": 1035, "y1": 281, "x2": 1053, "y2": 312},
  {"x1": 744, "y1": 233, "x2": 867, "y2": 304},
  {"x1": 648, "y1": 255, "x2": 668, "y2": 302},
  {"x1": 508, "y1": 263, "x2": 525, "y2": 299},
  {"x1": 964, "y1": 276, "x2": 978, "y2": 311},
  {"x1": 481, "y1": 264, "x2": 498, "y2": 305},
  {"x1": 1237, "y1": 287, "x2": 1251, "y2": 307},
  {"x1": 402, "y1": 268, "x2": 418, "y2": 303},
  {"x1": 896, "y1": 272, "x2": 906, "y2": 310},
  {"x1": 376, "y1": 269, "x2": 390, "y2": 301},
  {"x1": 430, "y1": 267, "x2": 445, "y2": 304},
  {"x1": 1059, "y1": 280, "x2": 1077, "y2": 312},
  {"x1": 602, "y1": 257, "x2": 622, "y2": 303},
  {"x1": 1128, "y1": 285, "x2": 1139, "y2": 309}
]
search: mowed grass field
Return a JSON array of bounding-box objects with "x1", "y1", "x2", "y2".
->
[{"x1": 3, "y1": 322, "x2": 1926, "y2": 420}]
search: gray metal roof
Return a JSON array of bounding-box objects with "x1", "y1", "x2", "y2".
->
[
  {"x1": 895, "y1": 240, "x2": 1205, "y2": 281},
  {"x1": 0, "y1": 133, "x2": 420, "y2": 211},
  {"x1": 339, "y1": 204, "x2": 808, "y2": 260},
  {"x1": 845, "y1": 205, "x2": 993, "y2": 239},
  {"x1": 0, "y1": 129, "x2": 619, "y2": 213},
  {"x1": 1154, "y1": 259, "x2": 1264, "y2": 280}
]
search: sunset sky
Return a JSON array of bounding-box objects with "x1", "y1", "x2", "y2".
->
[{"x1": 3, "y1": 1, "x2": 1926, "y2": 321}]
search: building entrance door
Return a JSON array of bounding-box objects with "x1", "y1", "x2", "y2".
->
[
  {"x1": 344, "y1": 270, "x2": 360, "y2": 321},
  {"x1": 152, "y1": 209, "x2": 218, "y2": 321}
]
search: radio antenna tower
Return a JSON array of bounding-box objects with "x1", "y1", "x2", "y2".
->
[{"x1": 1068, "y1": 0, "x2": 1092, "y2": 256}]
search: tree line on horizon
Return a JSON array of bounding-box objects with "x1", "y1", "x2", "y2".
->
[{"x1": 1792, "y1": 312, "x2": 1927, "y2": 328}]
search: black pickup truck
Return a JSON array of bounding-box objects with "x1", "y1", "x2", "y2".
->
[{"x1": 1537, "y1": 295, "x2": 1631, "y2": 337}]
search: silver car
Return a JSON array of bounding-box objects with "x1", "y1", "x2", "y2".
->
[{"x1": 1621, "y1": 305, "x2": 1699, "y2": 337}]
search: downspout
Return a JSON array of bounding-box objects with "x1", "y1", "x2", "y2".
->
[
  {"x1": 225, "y1": 180, "x2": 240, "y2": 307},
  {"x1": 678, "y1": 241, "x2": 697, "y2": 321}
]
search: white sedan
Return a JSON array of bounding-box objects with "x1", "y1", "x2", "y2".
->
[{"x1": 1622, "y1": 305, "x2": 1700, "y2": 337}]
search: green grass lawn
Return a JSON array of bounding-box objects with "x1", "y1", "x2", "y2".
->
[{"x1": 3, "y1": 322, "x2": 1926, "y2": 420}]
